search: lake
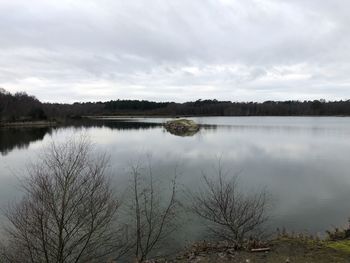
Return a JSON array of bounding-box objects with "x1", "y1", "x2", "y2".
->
[{"x1": 1, "y1": 116, "x2": 350, "y2": 244}]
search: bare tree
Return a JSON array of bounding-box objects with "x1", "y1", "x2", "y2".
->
[
  {"x1": 0, "y1": 136, "x2": 126, "y2": 263},
  {"x1": 126, "y1": 160, "x2": 179, "y2": 262},
  {"x1": 190, "y1": 163, "x2": 268, "y2": 246}
]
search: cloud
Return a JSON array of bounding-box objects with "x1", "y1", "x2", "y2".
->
[{"x1": 0, "y1": 0, "x2": 349, "y2": 102}]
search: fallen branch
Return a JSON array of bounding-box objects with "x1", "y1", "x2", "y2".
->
[{"x1": 251, "y1": 248, "x2": 270, "y2": 253}]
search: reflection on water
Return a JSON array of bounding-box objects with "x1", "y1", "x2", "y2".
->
[
  {"x1": 61, "y1": 118, "x2": 162, "y2": 130},
  {"x1": 165, "y1": 127, "x2": 201, "y2": 137},
  {"x1": 0, "y1": 127, "x2": 51, "y2": 156},
  {"x1": 0, "y1": 119, "x2": 216, "y2": 156},
  {"x1": 1, "y1": 117, "x2": 350, "y2": 246},
  {"x1": 0, "y1": 120, "x2": 163, "y2": 156}
]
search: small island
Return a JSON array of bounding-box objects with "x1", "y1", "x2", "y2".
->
[{"x1": 164, "y1": 119, "x2": 200, "y2": 136}]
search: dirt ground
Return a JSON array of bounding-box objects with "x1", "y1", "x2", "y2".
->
[{"x1": 164, "y1": 238, "x2": 350, "y2": 263}]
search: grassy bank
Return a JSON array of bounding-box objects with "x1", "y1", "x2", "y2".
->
[{"x1": 159, "y1": 238, "x2": 350, "y2": 263}]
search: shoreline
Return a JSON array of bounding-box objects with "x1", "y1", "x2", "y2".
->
[
  {"x1": 0, "y1": 121, "x2": 57, "y2": 128},
  {"x1": 156, "y1": 237, "x2": 350, "y2": 262},
  {"x1": 88, "y1": 115, "x2": 350, "y2": 119}
]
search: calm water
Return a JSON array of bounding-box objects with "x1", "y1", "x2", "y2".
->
[{"x1": 1, "y1": 116, "x2": 350, "y2": 241}]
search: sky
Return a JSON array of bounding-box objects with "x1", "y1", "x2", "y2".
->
[{"x1": 0, "y1": 0, "x2": 349, "y2": 103}]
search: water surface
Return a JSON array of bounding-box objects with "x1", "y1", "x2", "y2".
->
[{"x1": 1, "y1": 117, "x2": 350, "y2": 241}]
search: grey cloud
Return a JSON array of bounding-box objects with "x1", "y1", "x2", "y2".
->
[{"x1": 0, "y1": 0, "x2": 350, "y2": 102}]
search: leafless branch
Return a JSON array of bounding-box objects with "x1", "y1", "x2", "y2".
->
[
  {"x1": 126, "y1": 159, "x2": 180, "y2": 262},
  {"x1": 190, "y1": 162, "x2": 269, "y2": 247},
  {"x1": 0, "y1": 136, "x2": 128, "y2": 263}
]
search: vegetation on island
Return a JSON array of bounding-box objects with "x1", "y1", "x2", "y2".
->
[{"x1": 164, "y1": 119, "x2": 199, "y2": 136}]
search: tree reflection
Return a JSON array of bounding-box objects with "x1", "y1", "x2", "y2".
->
[{"x1": 0, "y1": 128, "x2": 50, "y2": 156}]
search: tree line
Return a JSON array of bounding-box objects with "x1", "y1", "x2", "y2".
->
[
  {"x1": 0, "y1": 88, "x2": 47, "y2": 122},
  {"x1": 2, "y1": 88, "x2": 350, "y2": 122}
]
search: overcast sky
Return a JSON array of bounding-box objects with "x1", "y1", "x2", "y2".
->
[{"x1": 0, "y1": 0, "x2": 349, "y2": 103}]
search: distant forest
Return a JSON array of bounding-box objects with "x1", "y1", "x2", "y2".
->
[{"x1": 1, "y1": 88, "x2": 350, "y2": 122}]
